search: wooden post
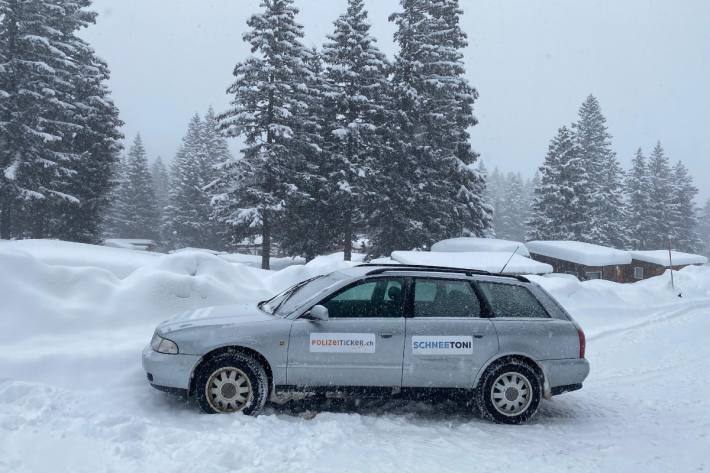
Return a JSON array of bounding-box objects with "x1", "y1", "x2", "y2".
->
[{"x1": 667, "y1": 238, "x2": 675, "y2": 291}]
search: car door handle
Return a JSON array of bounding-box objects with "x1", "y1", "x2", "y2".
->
[
  {"x1": 473, "y1": 334, "x2": 484, "y2": 339},
  {"x1": 380, "y1": 333, "x2": 394, "y2": 339}
]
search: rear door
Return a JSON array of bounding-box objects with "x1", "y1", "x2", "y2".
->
[
  {"x1": 478, "y1": 280, "x2": 580, "y2": 360},
  {"x1": 402, "y1": 276, "x2": 499, "y2": 388},
  {"x1": 286, "y1": 276, "x2": 406, "y2": 387}
]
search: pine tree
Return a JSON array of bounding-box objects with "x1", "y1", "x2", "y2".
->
[
  {"x1": 321, "y1": 0, "x2": 389, "y2": 261},
  {"x1": 572, "y1": 94, "x2": 625, "y2": 247},
  {"x1": 0, "y1": 0, "x2": 86, "y2": 237},
  {"x1": 215, "y1": 0, "x2": 312, "y2": 269},
  {"x1": 374, "y1": 0, "x2": 489, "y2": 255},
  {"x1": 527, "y1": 126, "x2": 588, "y2": 241},
  {"x1": 646, "y1": 141, "x2": 674, "y2": 249},
  {"x1": 165, "y1": 114, "x2": 224, "y2": 250},
  {"x1": 625, "y1": 148, "x2": 652, "y2": 249},
  {"x1": 103, "y1": 134, "x2": 159, "y2": 239},
  {"x1": 151, "y1": 157, "x2": 170, "y2": 215},
  {"x1": 698, "y1": 199, "x2": 710, "y2": 257},
  {"x1": 497, "y1": 173, "x2": 527, "y2": 241},
  {"x1": 275, "y1": 47, "x2": 335, "y2": 261},
  {"x1": 669, "y1": 160, "x2": 699, "y2": 252},
  {"x1": 0, "y1": 0, "x2": 122, "y2": 240}
]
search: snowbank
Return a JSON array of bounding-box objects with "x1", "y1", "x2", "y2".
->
[
  {"x1": 526, "y1": 240, "x2": 631, "y2": 266},
  {"x1": 1, "y1": 239, "x2": 160, "y2": 278},
  {"x1": 391, "y1": 250, "x2": 552, "y2": 274},
  {"x1": 2, "y1": 240, "x2": 710, "y2": 473},
  {"x1": 430, "y1": 237, "x2": 531, "y2": 257},
  {"x1": 0, "y1": 244, "x2": 356, "y2": 343},
  {"x1": 629, "y1": 250, "x2": 707, "y2": 266}
]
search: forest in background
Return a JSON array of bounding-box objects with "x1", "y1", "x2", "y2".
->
[{"x1": 1, "y1": 0, "x2": 708, "y2": 270}]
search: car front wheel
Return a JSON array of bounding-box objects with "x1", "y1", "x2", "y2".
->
[
  {"x1": 476, "y1": 360, "x2": 542, "y2": 424},
  {"x1": 195, "y1": 352, "x2": 268, "y2": 416}
]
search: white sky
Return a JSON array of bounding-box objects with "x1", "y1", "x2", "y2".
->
[{"x1": 81, "y1": 0, "x2": 710, "y2": 201}]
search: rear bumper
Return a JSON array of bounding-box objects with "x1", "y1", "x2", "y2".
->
[
  {"x1": 141, "y1": 344, "x2": 201, "y2": 391},
  {"x1": 539, "y1": 358, "x2": 590, "y2": 390}
]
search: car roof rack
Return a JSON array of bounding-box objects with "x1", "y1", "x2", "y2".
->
[{"x1": 356, "y1": 263, "x2": 529, "y2": 282}]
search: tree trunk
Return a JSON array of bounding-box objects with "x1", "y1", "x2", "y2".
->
[
  {"x1": 261, "y1": 209, "x2": 271, "y2": 270},
  {"x1": 0, "y1": 193, "x2": 12, "y2": 239},
  {"x1": 343, "y1": 208, "x2": 352, "y2": 261}
]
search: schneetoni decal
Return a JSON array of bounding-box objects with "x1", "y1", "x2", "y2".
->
[
  {"x1": 309, "y1": 333, "x2": 376, "y2": 353},
  {"x1": 412, "y1": 336, "x2": 474, "y2": 355}
]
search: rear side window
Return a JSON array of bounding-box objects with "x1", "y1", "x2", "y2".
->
[
  {"x1": 413, "y1": 278, "x2": 481, "y2": 317},
  {"x1": 477, "y1": 282, "x2": 549, "y2": 319}
]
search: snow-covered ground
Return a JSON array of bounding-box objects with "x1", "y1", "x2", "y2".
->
[{"x1": 0, "y1": 240, "x2": 708, "y2": 473}]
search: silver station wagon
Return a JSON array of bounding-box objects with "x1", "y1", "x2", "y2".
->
[{"x1": 142, "y1": 264, "x2": 589, "y2": 424}]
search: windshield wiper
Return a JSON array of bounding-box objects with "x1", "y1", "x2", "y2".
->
[{"x1": 271, "y1": 275, "x2": 323, "y2": 314}]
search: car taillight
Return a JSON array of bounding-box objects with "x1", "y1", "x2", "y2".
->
[{"x1": 577, "y1": 325, "x2": 586, "y2": 358}]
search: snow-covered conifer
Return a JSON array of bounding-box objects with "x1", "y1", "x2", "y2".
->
[
  {"x1": 321, "y1": 0, "x2": 389, "y2": 260},
  {"x1": 215, "y1": 0, "x2": 312, "y2": 269},
  {"x1": 669, "y1": 160, "x2": 699, "y2": 252},
  {"x1": 103, "y1": 134, "x2": 159, "y2": 239},
  {"x1": 645, "y1": 142, "x2": 674, "y2": 249},
  {"x1": 625, "y1": 148, "x2": 653, "y2": 249},
  {"x1": 527, "y1": 126, "x2": 587, "y2": 241},
  {"x1": 698, "y1": 199, "x2": 710, "y2": 257},
  {"x1": 374, "y1": 0, "x2": 489, "y2": 255},
  {"x1": 572, "y1": 94, "x2": 626, "y2": 247},
  {"x1": 497, "y1": 173, "x2": 527, "y2": 241}
]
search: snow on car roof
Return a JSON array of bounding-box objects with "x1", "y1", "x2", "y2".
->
[
  {"x1": 526, "y1": 240, "x2": 632, "y2": 266},
  {"x1": 390, "y1": 251, "x2": 553, "y2": 274},
  {"x1": 430, "y1": 237, "x2": 530, "y2": 257},
  {"x1": 629, "y1": 250, "x2": 708, "y2": 266}
]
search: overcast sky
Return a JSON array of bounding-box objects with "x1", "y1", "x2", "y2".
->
[{"x1": 81, "y1": 0, "x2": 709, "y2": 201}]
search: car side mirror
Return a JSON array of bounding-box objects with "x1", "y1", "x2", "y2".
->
[{"x1": 308, "y1": 305, "x2": 329, "y2": 321}]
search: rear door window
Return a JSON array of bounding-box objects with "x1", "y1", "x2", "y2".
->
[
  {"x1": 413, "y1": 278, "x2": 481, "y2": 317},
  {"x1": 477, "y1": 281, "x2": 549, "y2": 319}
]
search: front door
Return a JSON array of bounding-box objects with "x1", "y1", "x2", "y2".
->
[
  {"x1": 402, "y1": 277, "x2": 499, "y2": 388},
  {"x1": 287, "y1": 276, "x2": 406, "y2": 387}
]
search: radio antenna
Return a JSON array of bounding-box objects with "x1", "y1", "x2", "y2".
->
[{"x1": 499, "y1": 245, "x2": 520, "y2": 274}]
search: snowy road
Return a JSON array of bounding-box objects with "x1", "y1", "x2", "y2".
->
[{"x1": 1, "y1": 304, "x2": 707, "y2": 473}]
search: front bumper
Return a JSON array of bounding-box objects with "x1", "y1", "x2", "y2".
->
[
  {"x1": 539, "y1": 358, "x2": 590, "y2": 391},
  {"x1": 141, "y1": 344, "x2": 201, "y2": 391}
]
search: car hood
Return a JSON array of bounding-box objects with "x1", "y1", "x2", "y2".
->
[{"x1": 157, "y1": 303, "x2": 276, "y2": 334}]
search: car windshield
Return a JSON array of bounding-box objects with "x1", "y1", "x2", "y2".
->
[{"x1": 259, "y1": 273, "x2": 344, "y2": 316}]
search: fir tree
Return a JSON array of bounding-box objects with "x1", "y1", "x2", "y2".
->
[
  {"x1": 646, "y1": 141, "x2": 674, "y2": 249},
  {"x1": 151, "y1": 157, "x2": 170, "y2": 216},
  {"x1": 698, "y1": 199, "x2": 710, "y2": 257},
  {"x1": 103, "y1": 134, "x2": 159, "y2": 239},
  {"x1": 572, "y1": 94, "x2": 625, "y2": 247},
  {"x1": 321, "y1": 0, "x2": 389, "y2": 260},
  {"x1": 215, "y1": 0, "x2": 312, "y2": 269},
  {"x1": 374, "y1": 0, "x2": 489, "y2": 255},
  {"x1": 625, "y1": 148, "x2": 652, "y2": 249},
  {"x1": 275, "y1": 47, "x2": 336, "y2": 261},
  {"x1": 0, "y1": 0, "x2": 87, "y2": 237},
  {"x1": 0, "y1": 0, "x2": 121, "y2": 240},
  {"x1": 497, "y1": 173, "x2": 527, "y2": 241},
  {"x1": 670, "y1": 160, "x2": 699, "y2": 252},
  {"x1": 165, "y1": 114, "x2": 224, "y2": 250},
  {"x1": 527, "y1": 126, "x2": 588, "y2": 241}
]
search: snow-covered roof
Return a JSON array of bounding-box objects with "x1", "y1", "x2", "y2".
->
[
  {"x1": 630, "y1": 250, "x2": 708, "y2": 267},
  {"x1": 104, "y1": 238, "x2": 156, "y2": 251},
  {"x1": 430, "y1": 237, "x2": 530, "y2": 257},
  {"x1": 390, "y1": 251, "x2": 553, "y2": 274},
  {"x1": 526, "y1": 240, "x2": 632, "y2": 266}
]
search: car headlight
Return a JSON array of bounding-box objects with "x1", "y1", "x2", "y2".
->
[{"x1": 150, "y1": 333, "x2": 179, "y2": 354}]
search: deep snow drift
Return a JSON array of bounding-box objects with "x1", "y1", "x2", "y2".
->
[{"x1": 0, "y1": 240, "x2": 708, "y2": 473}]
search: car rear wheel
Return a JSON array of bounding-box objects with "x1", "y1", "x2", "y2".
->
[
  {"x1": 476, "y1": 360, "x2": 542, "y2": 424},
  {"x1": 195, "y1": 352, "x2": 268, "y2": 416}
]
